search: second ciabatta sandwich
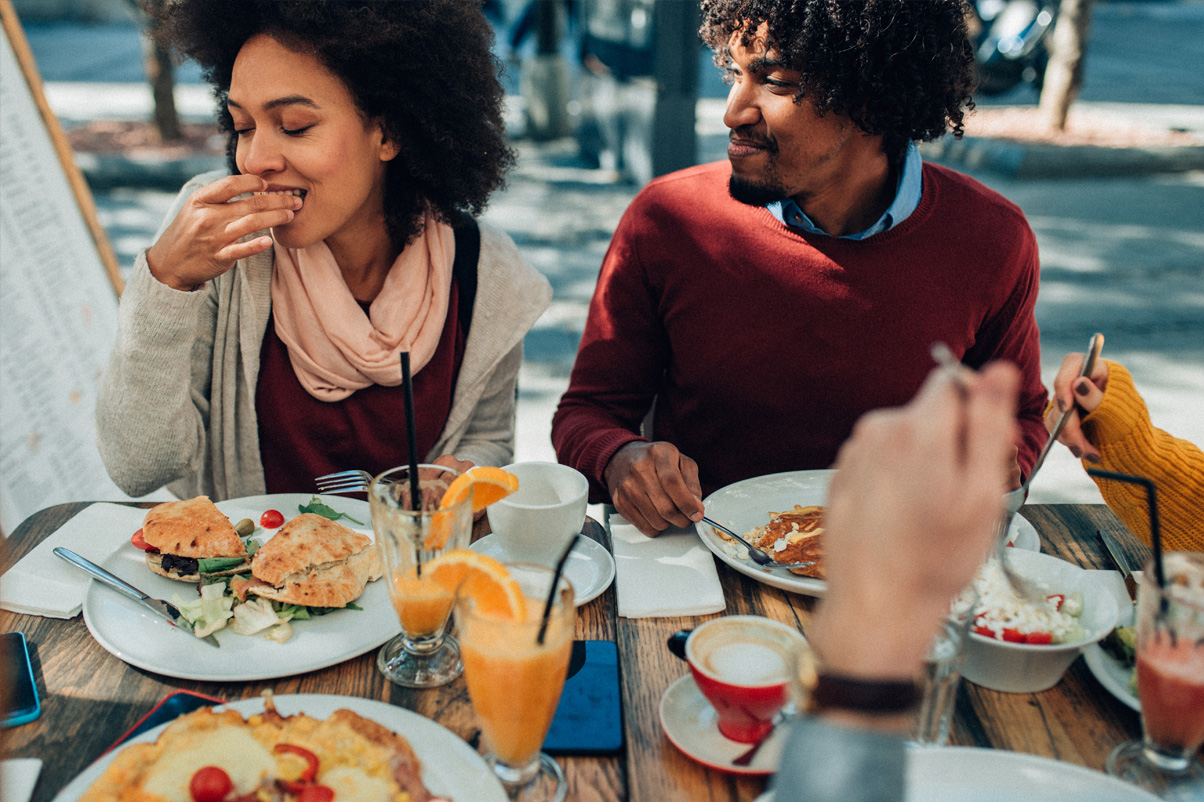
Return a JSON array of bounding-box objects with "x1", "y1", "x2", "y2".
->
[
  {"x1": 141, "y1": 496, "x2": 250, "y2": 582},
  {"x1": 239, "y1": 513, "x2": 383, "y2": 608}
]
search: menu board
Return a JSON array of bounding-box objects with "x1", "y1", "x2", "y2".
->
[{"x1": 0, "y1": 3, "x2": 160, "y2": 535}]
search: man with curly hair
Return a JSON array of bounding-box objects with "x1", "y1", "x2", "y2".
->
[{"x1": 553, "y1": 0, "x2": 1048, "y2": 536}]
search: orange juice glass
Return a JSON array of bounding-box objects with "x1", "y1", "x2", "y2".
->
[
  {"x1": 370, "y1": 464, "x2": 471, "y2": 688},
  {"x1": 456, "y1": 563, "x2": 575, "y2": 800}
]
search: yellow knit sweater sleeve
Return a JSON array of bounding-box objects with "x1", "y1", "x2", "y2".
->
[{"x1": 1081, "y1": 360, "x2": 1204, "y2": 551}]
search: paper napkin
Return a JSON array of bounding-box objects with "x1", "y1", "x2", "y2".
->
[
  {"x1": 609, "y1": 513, "x2": 725, "y2": 618},
  {"x1": 0, "y1": 503, "x2": 148, "y2": 618},
  {"x1": 0, "y1": 759, "x2": 42, "y2": 802}
]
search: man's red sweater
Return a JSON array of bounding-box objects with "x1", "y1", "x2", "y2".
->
[{"x1": 552, "y1": 160, "x2": 1048, "y2": 502}]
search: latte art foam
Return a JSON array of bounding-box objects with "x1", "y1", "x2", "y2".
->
[{"x1": 704, "y1": 640, "x2": 789, "y2": 684}]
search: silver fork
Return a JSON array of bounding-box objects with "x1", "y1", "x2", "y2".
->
[
  {"x1": 700, "y1": 517, "x2": 817, "y2": 572},
  {"x1": 315, "y1": 469, "x2": 373, "y2": 495}
]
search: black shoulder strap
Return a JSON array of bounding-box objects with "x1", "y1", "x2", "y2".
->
[{"x1": 451, "y1": 217, "x2": 480, "y2": 335}]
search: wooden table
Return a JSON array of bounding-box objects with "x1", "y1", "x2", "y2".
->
[{"x1": 1, "y1": 503, "x2": 1146, "y2": 801}]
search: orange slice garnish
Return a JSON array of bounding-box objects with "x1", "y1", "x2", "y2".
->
[
  {"x1": 425, "y1": 549, "x2": 526, "y2": 620},
  {"x1": 439, "y1": 467, "x2": 519, "y2": 513}
]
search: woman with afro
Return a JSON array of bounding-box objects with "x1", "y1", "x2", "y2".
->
[{"x1": 97, "y1": 1, "x2": 551, "y2": 500}]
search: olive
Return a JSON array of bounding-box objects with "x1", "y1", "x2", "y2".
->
[{"x1": 234, "y1": 518, "x2": 256, "y2": 537}]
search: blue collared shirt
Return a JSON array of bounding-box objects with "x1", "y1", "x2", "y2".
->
[{"x1": 767, "y1": 141, "x2": 923, "y2": 240}]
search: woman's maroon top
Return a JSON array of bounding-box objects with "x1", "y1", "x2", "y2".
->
[{"x1": 256, "y1": 283, "x2": 465, "y2": 494}]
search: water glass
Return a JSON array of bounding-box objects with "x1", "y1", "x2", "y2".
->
[
  {"x1": 370, "y1": 464, "x2": 472, "y2": 688},
  {"x1": 912, "y1": 590, "x2": 976, "y2": 746}
]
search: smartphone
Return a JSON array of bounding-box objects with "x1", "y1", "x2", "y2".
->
[
  {"x1": 543, "y1": 640, "x2": 624, "y2": 755},
  {"x1": 2, "y1": 632, "x2": 41, "y2": 727},
  {"x1": 105, "y1": 690, "x2": 225, "y2": 753}
]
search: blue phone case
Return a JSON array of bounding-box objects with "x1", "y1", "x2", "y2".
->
[
  {"x1": 543, "y1": 640, "x2": 624, "y2": 755},
  {"x1": 2, "y1": 632, "x2": 41, "y2": 728}
]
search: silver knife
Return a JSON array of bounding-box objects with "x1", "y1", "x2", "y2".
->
[
  {"x1": 1097, "y1": 529, "x2": 1138, "y2": 602},
  {"x1": 54, "y1": 547, "x2": 220, "y2": 647}
]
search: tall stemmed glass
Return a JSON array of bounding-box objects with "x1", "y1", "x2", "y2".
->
[
  {"x1": 370, "y1": 464, "x2": 472, "y2": 688},
  {"x1": 1106, "y1": 552, "x2": 1204, "y2": 799},
  {"x1": 456, "y1": 563, "x2": 575, "y2": 801}
]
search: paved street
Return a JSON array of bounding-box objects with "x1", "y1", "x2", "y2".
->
[{"x1": 23, "y1": 2, "x2": 1204, "y2": 505}]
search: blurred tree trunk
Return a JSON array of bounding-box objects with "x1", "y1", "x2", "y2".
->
[
  {"x1": 123, "y1": 0, "x2": 180, "y2": 142},
  {"x1": 1040, "y1": 0, "x2": 1095, "y2": 132}
]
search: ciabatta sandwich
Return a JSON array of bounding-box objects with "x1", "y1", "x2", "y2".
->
[
  {"x1": 238, "y1": 513, "x2": 382, "y2": 608},
  {"x1": 141, "y1": 497, "x2": 250, "y2": 582}
]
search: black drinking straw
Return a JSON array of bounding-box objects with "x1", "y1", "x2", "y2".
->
[
  {"x1": 1087, "y1": 469, "x2": 1164, "y2": 591},
  {"x1": 537, "y1": 535, "x2": 581, "y2": 645},
  {"x1": 400, "y1": 352, "x2": 423, "y2": 576}
]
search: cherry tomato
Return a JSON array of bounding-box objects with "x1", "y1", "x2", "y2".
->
[
  {"x1": 972, "y1": 625, "x2": 995, "y2": 639},
  {"x1": 189, "y1": 766, "x2": 233, "y2": 802},
  {"x1": 297, "y1": 786, "x2": 335, "y2": 802},
  {"x1": 260, "y1": 509, "x2": 285, "y2": 528},
  {"x1": 130, "y1": 528, "x2": 155, "y2": 551},
  {"x1": 1025, "y1": 632, "x2": 1054, "y2": 645},
  {"x1": 1046, "y1": 593, "x2": 1065, "y2": 611}
]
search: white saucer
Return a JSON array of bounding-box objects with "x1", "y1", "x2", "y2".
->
[
  {"x1": 658, "y1": 674, "x2": 787, "y2": 776},
  {"x1": 468, "y1": 534, "x2": 615, "y2": 606}
]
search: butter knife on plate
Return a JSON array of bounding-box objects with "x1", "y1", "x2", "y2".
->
[
  {"x1": 1097, "y1": 529, "x2": 1138, "y2": 602},
  {"x1": 53, "y1": 547, "x2": 219, "y2": 647}
]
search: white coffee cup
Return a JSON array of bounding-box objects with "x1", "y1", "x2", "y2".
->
[{"x1": 486, "y1": 462, "x2": 589, "y2": 565}]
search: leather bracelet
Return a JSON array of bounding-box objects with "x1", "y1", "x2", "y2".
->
[{"x1": 809, "y1": 672, "x2": 923, "y2": 715}]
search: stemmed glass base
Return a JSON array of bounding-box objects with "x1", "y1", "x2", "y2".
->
[
  {"x1": 376, "y1": 633, "x2": 462, "y2": 688},
  {"x1": 1107, "y1": 740, "x2": 1204, "y2": 801},
  {"x1": 487, "y1": 751, "x2": 566, "y2": 802}
]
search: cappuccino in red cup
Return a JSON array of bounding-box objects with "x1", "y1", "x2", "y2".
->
[{"x1": 685, "y1": 616, "x2": 808, "y2": 743}]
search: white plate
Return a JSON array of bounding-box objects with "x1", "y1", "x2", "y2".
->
[
  {"x1": 50, "y1": 694, "x2": 506, "y2": 802},
  {"x1": 698, "y1": 471, "x2": 1040, "y2": 597},
  {"x1": 469, "y1": 533, "x2": 615, "y2": 606},
  {"x1": 1084, "y1": 595, "x2": 1140, "y2": 712},
  {"x1": 755, "y1": 746, "x2": 1162, "y2": 802},
  {"x1": 658, "y1": 674, "x2": 787, "y2": 776},
  {"x1": 81, "y1": 494, "x2": 399, "y2": 681}
]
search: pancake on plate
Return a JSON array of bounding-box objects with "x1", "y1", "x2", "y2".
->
[
  {"x1": 79, "y1": 696, "x2": 448, "y2": 802},
  {"x1": 238, "y1": 513, "x2": 383, "y2": 608},
  {"x1": 141, "y1": 496, "x2": 248, "y2": 582},
  {"x1": 743, "y1": 504, "x2": 825, "y2": 579}
]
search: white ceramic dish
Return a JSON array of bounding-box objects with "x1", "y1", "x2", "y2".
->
[
  {"x1": 963, "y1": 550, "x2": 1120, "y2": 693},
  {"x1": 81, "y1": 494, "x2": 399, "y2": 681},
  {"x1": 50, "y1": 694, "x2": 506, "y2": 802},
  {"x1": 698, "y1": 470, "x2": 1039, "y2": 597},
  {"x1": 469, "y1": 533, "x2": 615, "y2": 606},
  {"x1": 1084, "y1": 581, "x2": 1139, "y2": 711},
  {"x1": 755, "y1": 745, "x2": 1162, "y2": 801},
  {"x1": 658, "y1": 674, "x2": 788, "y2": 776}
]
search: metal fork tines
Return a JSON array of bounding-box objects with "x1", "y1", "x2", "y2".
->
[{"x1": 315, "y1": 469, "x2": 372, "y2": 495}]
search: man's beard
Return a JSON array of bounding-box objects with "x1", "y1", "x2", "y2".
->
[{"x1": 728, "y1": 173, "x2": 789, "y2": 207}]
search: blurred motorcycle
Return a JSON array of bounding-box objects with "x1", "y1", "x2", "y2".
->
[{"x1": 970, "y1": 0, "x2": 1058, "y2": 97}]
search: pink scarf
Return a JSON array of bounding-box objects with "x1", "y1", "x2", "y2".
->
[{"x1": 270, "y1": 215, "x2": 455, "y2": 401}]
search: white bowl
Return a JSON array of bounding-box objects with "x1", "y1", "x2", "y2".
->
[{"x1": 963, "y1": 550, "x2": 1120, "y2": 693}]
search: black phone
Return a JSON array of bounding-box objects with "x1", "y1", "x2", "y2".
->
[
  {"x1": 543, "y1": 640, "x2": 623, "y2": 755},
  {"x1": 106, "y1": 690, "x2": 225, "y2": 753},
  {"x1": 2, "y1": 632, "x2": 41, "y2": 727}
]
